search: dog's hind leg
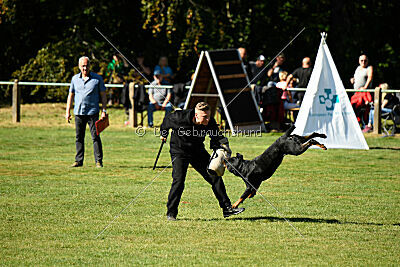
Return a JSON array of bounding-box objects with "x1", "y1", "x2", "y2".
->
[
  {"x1": 309, "y1": 139, "x2": 327, "y2": 150},
  {"x1": 298, "y1": 139, "x2": 327, "y2": 153},
  {"x1": 289, "y1": 140, "x2": 316, "y2": 156},
  {"x1": 290, "y1": 133, "x2": 326, "y2": 145},
  {"x1": 303, "y1": 132, "x2": 327, "y2": 141}
]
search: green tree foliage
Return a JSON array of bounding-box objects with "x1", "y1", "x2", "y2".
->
[
  {"x1": 0, "y1": 0, "x2": 399, "y2": 104},
  {"x1": 142, "y1": 0, "x2": 253, "y2": 68},
  {"x1": 10, "y1": 38, "x2": 108, "y2": 102},
  {"x1": 141, "y1": 0, "x2": 400, "y2": 89},
  {"x1": 0, "y1": 0, "x2": 145, "y2": 103}
]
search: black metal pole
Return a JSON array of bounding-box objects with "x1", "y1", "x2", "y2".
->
[{"x1": 153, "y1": 140, "x2": 166, "y2": 170}]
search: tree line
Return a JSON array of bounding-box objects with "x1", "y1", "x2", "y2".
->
[{"x1": 0, "y1": 0, "x2": 398, "y2": 103}]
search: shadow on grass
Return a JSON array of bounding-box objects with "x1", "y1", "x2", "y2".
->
[
  {"x1": 135, "y1": 165, "x2": 173, "y2": 169},
  {"x1": 181, "y1": 216, "x2": 400, "y2": 227},
  {"x1": 370, "y1": 146, "x2": 400, "y2": 150}
]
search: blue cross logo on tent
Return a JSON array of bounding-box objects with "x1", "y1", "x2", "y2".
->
[{"x1": 319, "y1": 88, "x2": 338, "y2": 111}]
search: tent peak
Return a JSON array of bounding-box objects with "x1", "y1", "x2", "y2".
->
[{"x1": 321, "y1": 32, "x2": 328, "y2": 44}]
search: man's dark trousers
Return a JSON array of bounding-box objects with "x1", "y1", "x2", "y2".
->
[
  {"x1": 75, "y1": 114, "x2": 103, "y2": 164},
  {"x1": 167, "y1": 148, "x2": 231, "y2": 216}
]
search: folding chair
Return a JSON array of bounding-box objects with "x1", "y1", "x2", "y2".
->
[{"x1": 382, "y1": 104, "x2": 399, "y2": 137}]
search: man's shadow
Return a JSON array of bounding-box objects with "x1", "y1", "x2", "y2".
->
[
  {"x1": 136, "y1": 165, "x2": 173, "y2": 169},
  {"x1": 182, "y1": 216, "x2": 400, "y2": 227}
]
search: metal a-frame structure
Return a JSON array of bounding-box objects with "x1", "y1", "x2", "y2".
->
[{"x1": 184, "y1": 49, "x2": 265, "y2": 133}]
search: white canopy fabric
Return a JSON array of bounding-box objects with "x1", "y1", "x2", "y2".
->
[{"x1": 293, "y1": 34, "x2": 369, "y2": 150}]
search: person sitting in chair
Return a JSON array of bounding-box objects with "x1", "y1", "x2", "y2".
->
[
  {"x1": 363, "y1": 83, "x2": 399, "y2": 132},
  {"x1": 147, "y1": 69, "x2": 173, "y2": 127},
  {"x1": 147, "y1": 70, "x2": 172, "y2": 127}
]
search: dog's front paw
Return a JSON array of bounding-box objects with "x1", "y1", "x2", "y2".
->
[
  {"x1": 248, "y1": 191, "x2": 256, "y2": 198},
  {"x1": 319, "y1": 144, "x2": 327, "y2": 150},
  {"x1": 319, "y1": 133, "x2": 327, "y2": 139},
  {"x1": 232, "y1": 201, "x2": 241, "y2": 209}
]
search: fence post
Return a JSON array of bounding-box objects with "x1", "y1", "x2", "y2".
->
[
  {"x1": 128, "y1": 82, "x2": 137, "y2": 127},
  {"x1": 373, "y1": 87, "x2": 381, "y2": 134},
  {"x1": 12, "y1": 79, "x2": 20, "y2": 123}
]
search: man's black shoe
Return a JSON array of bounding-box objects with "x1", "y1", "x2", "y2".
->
[
  {"x1": 223, "y1": 207, "x2": 245, "y2": 218},
  {"x1": 167, "y1": 215, "x2": 177, "y2": 221},
  {"x1": 71, "y1": 162, "x2": 83, "y2": 167}
]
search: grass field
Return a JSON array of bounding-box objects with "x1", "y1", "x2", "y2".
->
[{"x1": 1, "y1": 103, "x2": 399, "y2": 265}]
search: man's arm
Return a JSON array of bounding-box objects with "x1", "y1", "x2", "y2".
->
[
  {"x1": 100, "y1": 91, "x2": 107, "y2": 119},
  {"x1": 162, "y1": 92, "x2": 172, "y2": 108},
  {"x1": 65, "y1": 92, "x2": 74, "y2": 123},
  {"x1": 161, "y1": 67, "x2": 173, "y2": 80},
  {"x1": 98, "y1": 77, "x2": 107, "y2": 119},
  {"x1": 159, "y1": 111, "x2": 174, "y2": 141},
  {"x1": 382, "y1": 99, "x2": 389, "y2": 109},
  {"x1": 141, "y1": 65, "x2": 151, "y2": 76},
  {"x1": 267, "y1": 61, "x2": 278, "y2": 77},
  {"x1": 208, "y1": 118, "x2": 227, "y2": 149},
  {"x1": 267, "y1": 66, "x2": 274, "y2": 78},
  {"x1": 361, "y1": 66, "x2": 373, "y2": 89},
  {"x1": 149, "y1": 91, "x2": 157, "y2": 104},
  {"x1": 382, "y1": 93, "x2": 392, "y2": 109},
  {"x1": 284, "y1": 74, "x2": 294, "y2": 90}
]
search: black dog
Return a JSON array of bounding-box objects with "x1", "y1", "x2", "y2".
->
[{"x1": 225, "y1": 125, "x2": 327, "y2": 208}]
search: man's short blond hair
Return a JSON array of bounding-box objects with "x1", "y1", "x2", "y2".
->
[
  {"x1": 78, "y1": 56, "x2": 90, "y2": 66},
  {"x1": 195, "y1": 102, "x2": 210, "y2": 111}
]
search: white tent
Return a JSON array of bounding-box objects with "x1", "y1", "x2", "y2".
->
[{"x1": 293, "y1": 33, "x2": 369, "y2": 150}]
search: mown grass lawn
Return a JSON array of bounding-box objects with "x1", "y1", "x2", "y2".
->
[{"x1": 0, "y1": 104, "x2": 399, "y2": 265}]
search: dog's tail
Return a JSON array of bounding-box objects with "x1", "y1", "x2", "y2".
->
[{"x1": 283, "y1": 124, "x2": 296, "y2": 137}]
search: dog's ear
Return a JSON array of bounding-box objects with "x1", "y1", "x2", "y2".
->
[{"x1": 236, "y1": 153, "x2": 243, "y2": 160}]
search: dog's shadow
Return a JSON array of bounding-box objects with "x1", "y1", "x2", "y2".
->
[{"x1": 182, "y1": 216, "x2": 400, "y2": 227}]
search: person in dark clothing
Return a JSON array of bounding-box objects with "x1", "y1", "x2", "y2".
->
[
  {"x1": 249, "y1": 55, "x2": 267, "y2": 85},
  {"x1": 238, "y1": 47, "x2": 250, "y2": 78},
  {"x1": 159, "y1": 102, "x2": 245, "y2": 221},
  {"x1": 286, "y1": 57, "x2": 313, "y2": 104},
  {"x1": 363, "y1": 83, "x2": 399, "y2": 132},
  {"x1": 266, "y1": 53, "x2": 286, "y2": 87}
]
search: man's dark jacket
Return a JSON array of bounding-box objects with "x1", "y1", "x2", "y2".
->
[{"x1": 160, "y1": 109, "x2": 224, "y2": 155}]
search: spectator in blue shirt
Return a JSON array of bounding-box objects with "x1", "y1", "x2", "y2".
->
[
  {"x1": 154, "y1": 56, "x2": 174, "y2": 85},
  {"x1": 65, "y1": 56, "x2": 107, "y2": 167}
]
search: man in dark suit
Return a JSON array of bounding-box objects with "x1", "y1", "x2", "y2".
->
[{"x1": 159, "y1": 102, "x2": 245, "y2": 220}]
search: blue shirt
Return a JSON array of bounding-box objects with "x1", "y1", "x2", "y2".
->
[
  {"x1": 69, "y1": 72, "x2": 106, "y2": 115},
  {"x1": 154, "y1": 65, "x2": 173, "y2": 85}
]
